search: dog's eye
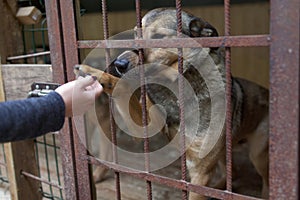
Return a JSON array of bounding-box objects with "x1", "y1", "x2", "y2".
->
[{"x1": 152, "y1": 33, "x2": 165, "y2": 39}]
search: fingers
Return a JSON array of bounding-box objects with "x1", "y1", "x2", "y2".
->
[
  {"x1": 93, "y1": 82, "x2": 103, "y2": 97},
  {"x1": 77, "y1": 76, "x2": 103, "y2": 100},
  {"x1": 85, "y1": 81, "x2": 103, "y2": 98},
  {"x1": 76, "y1": 75, "x2": 98, "y2": 89}
]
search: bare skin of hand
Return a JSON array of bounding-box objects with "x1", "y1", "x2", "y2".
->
[{"x1": 55, "y1": 76, "x2": 103, "y2": 117}]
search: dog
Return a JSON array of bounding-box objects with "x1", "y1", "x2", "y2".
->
[{"x1": 75, "y1": 8, "x2": 269, "y2": 199}]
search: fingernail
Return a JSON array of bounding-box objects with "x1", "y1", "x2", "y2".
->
[{"x1": 92, "y1": 76, "x2": 97, "y2": 81}]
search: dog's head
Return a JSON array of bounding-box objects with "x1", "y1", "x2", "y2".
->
[
  {"x1": 107, "y1": 8, "x2": 219, "y2": 78},
  {"x1": 141, "y1": 8, "x2": 218, "y2": 39}
]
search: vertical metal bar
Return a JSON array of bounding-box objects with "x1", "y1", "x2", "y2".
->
[
  {"x1": 101, "y1": 0, "x2": 121, "y2": 199},
  {"x1": 224, "y1": 0, "x2": 233, "y2": 193},
  {"x1": 52, "y1": 134, "x2": 64, "y2": 199},
  {"x1": 270, "y1": 0, "x2": 299, "y2": 199},
  {"x1": 135, "y1": 1, "x2": 152, "y2": 199},
  {"x1": 59, "y1": 0, "x2": 93, "y2": 199},
  {"x1": 44, "y1": 1, "x2": 77, "y2": 199},
  {"x1": 30, "y1": 24, "x2": 38, "y2": 63},
  {"x1": 43, "y1": 136, "x2": 54, "y2": 196},
  {"x1": 41, "y1": 19, "x2": 48, "y2": 64},
  {"x1": 175, "y1": 0, "x2": 188, "y2": 199}
]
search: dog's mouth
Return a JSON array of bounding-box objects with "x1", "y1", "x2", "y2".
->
[{"x1": 74, "y1": 64, "x2": 89, "y2": 78}]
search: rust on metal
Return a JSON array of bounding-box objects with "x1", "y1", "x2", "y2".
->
[
  {"x1": 224, "y1": 0, "x2": 233, "y2": 193},
  {"x1": 269, "y1": 0, "x2": 299, "y2": 199},
  {"x1": 88, "y1": 156, "x2": 263, "y2": 200},
  {"x1": 44, "y1": 0, "x2": 300, "y2": 198},
  {"x1": 175, "y1": 0, "x2": 188, "y2": 199},
  {"x1": 21, "y1": 171, "x2": 63, "y2": 190},
  {"x1": 45, "y1": 0, "x2": 77, "y2": 199},
  {"x1": 77, "y1": 35, "x2": 271, "y2": 49},
  {"x1": 101, "y1": 0, "x2": 122, "y2": 199},
  {"x1": 6, "y1": 51, "x2": 50, "y2": 61},
  {"x1": 58, "y1": 0, "x2": 92, "y2": 199},
  {"x1": 135, "y1": 0, "x2": 153, "y2": 199}
]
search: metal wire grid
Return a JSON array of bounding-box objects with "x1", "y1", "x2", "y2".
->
[
  {"x1": 5, "y1": 1, "x2": 65, "y2": 197},
  {"x1": 23, "y1": 18, "x2": 65, "y2": 198},
  {"x1": 33, "y1": 135, "x2": 64, "y2": 199},
  {"x1": 0, "y1": 144, "x2": 9, "y2": 184},
  {"x1": 44, "y1": 0, "x2": 300, "y2": 199},
  {"x1": 85, "y1": 0, "x2": 246, "y2": 199}
]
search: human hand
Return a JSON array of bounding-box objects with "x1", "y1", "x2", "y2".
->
[{"x1": 55, "y1": 76, "x2": 103, "y2": 117}]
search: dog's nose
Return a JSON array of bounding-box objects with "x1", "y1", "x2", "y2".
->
[
  {"x1": 114, "y1": 59, "x2": 130, "y2": 73},
  {"x1": 74, "y1": 65, "x2": 81, "y2": 70},
  {"x1": 106, "y1": 58, "x2": 130, "y2": 77}
]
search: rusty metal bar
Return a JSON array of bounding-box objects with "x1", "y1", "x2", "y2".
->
[
  {"x1": 21, "y1": 171, "x2": 63, "y2": 190},
  {"x1": 45, "y1": 1, "x2": 77, "y2": 199},
  {"x1": 59, "y1": 0, "x2": 92, "y2": 199},
  {"x1": 6, "y1": 51, "x2": 50, "y2": 61},
  {"x1": 135, "y1": 0, "x2": 153, "y2": 199},
  {"x1": 224, "y1": 0, "x2": 233, "y2": 193},
  {"x1": 101, "y1": 0, "x2": 122, "y2": 199},
  {"x1": 175, "y1": 0, "x2": 188, "y2": 199},
  {"x1": 77, "y1": 35, "x2": 271, "y2": 49},
  {"x1": 2, "y1": 64, "x2": 51, "y2": 67},
  {"x1": 88, "y1": 156, "x2": 263, "y2": 200},
  {"x1": 101, "y1": 0, "x2": 112, "y2": 68},
  {"x1": 269, "y1": 0, "x2": 300, "y2": 199}
]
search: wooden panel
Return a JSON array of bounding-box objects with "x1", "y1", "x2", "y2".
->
[
  {"x1": 0, "y1": 0, "x2": 24, "y2": 63},
  {"x1": 0, "y1": 64, "x2": 51, "y2": 200},
  {"x1": 4, "y1": 141, "x2": 42, "y2": 200},
  {"x1": 1, "y1": 65, "x2": 52, "y2": 100}
]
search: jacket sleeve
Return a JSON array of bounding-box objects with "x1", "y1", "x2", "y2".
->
[{"x1": 0, "y1": 92, "x2": 65, "y2": 143}]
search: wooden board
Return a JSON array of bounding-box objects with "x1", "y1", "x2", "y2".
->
[
  {"x1": 0, "y1": 64, "x2": 51, "y2": 200},
  {"x1": 1, "y1": 65, "x2": 52, "y2": 100}
]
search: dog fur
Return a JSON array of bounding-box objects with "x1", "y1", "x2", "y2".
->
[{"x1": 75, "y1": 8, "x2": 269, "y2": 199}]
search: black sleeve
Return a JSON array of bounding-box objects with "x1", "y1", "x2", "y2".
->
[{"x1": 0, "y1": 92, "x2": 65, "y2": 143}]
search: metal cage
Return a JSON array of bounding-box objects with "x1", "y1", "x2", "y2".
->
[{"x1": 41, "y1": 0, "x2": 300, "y2": 199}]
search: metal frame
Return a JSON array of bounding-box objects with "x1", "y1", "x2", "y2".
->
[{"x1": 44, "y1": 0, "x2": 299, "y2": 199}]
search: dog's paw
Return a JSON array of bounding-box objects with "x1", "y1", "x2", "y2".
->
[
  {"x1": 74, "y1": 64, "x2": 95, "y2": 77},
  {"x1": 74, "y1": 64, "x2": 118, "y2": 95}
]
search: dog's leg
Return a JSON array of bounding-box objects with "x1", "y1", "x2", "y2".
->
[
  {"x1": 187, "y1": 135, "x2": 226, "y2": 200},
  {"x1": 248, "y1": 116, "x2": 269, "y2": 198},
  {"x1": 189, "y1": 168, "x2": 215, "y2": 200},
  {"x1": 85, "y1": 95, "x2": 111, "y2": 182}
]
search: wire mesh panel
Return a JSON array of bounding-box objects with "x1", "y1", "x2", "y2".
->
[
  {"x1": 44, "y1": 0, "x2": 299, "y2": 199},
  {"x1": 0, "y1": 144, "x2": 9, "y2": 184},
  {"x1": 2, "y1": 1, "x2": 64, "y2": 198}
]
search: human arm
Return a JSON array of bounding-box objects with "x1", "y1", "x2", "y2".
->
[
  {"x1": 0, "y1": 76, "x2": 102, "y2": 143},
  {"x1": 0, "y1": 92, "x2": 65, "y2": 142}
]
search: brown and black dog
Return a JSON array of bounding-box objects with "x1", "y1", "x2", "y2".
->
[{"x1": 75, "y1": 8, "x2": 269, "y2": 199}]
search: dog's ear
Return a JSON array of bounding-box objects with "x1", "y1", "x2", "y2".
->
[{"x1": 189, "y1": 18, "x2": 218, "y2": 37}]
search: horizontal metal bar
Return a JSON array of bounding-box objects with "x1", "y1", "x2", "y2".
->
[
  {"x1": 21, "y1": 171, "x2": 63, "y2": 190},
  {"x1": 23, "y1": 28, "x2": 48, "y2": 32},
  {"x1": 34, "y1": 140, "x2": 61, "y2": 149},
  {"x1": 77, "y1": 35, "x2": 270, "y2": 49},
  {"x1": 87, "y1": 156, "x2": 262, "y2": 200},
  {"x1": 6, "y1": 51, "x2": 50, "y2": 61},
  {"x1": 2, "y1": 64, "x2": 52, "y2": 68}
]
